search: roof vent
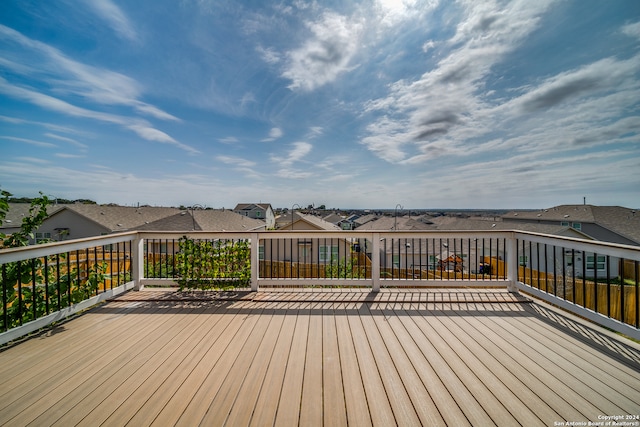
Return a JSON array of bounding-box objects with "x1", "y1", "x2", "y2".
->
[{"x1": 563, "y1": 214, "x2": 570, "y2": 218}]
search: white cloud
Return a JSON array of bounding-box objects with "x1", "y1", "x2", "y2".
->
[
  {"x1": 219, "y1": 136, "x2": 239, "y2": 144},
  {"x1": 271, "y1": 141, "x2": 313, "y2": 169},
  {"x1": 83, "y1": 0, "x2": 139, "y2": 42},
  {"x1": 282, "y1": 12, "x2": 363, "y2": 91},
  {"x1": 422, "y1": 40, "x2": 435, "y2": 53},
  {"x1": 44, "y1": 133, "x2": 89, "y2": 149},
  {"x1": 216, "y1": 155, "x2": 256, "y2": 168},
  {"x1": 0, "y1": 136, "x2": 57, "y2": 148},
  {"x1": 622, "y1": 21, "x2": 640, "y2": 39},
  {"x1": 55, "y1": 153, "x2": 86, "y2": 158},
  {"x1": 257, "y1": 46, "x2": 281, "y2": 64},
  {"x1": 0, "y1": 25, "x2": 178, "y2": 121},
  {"x1": 360, "y1": 0, "x2": 557, "y2": 163},
  {"x1": 261, "y1": 127, "x2": 283, "y2": 142},
  {"x1": 276, "y1": 169, "x2": 313, "y2": 179},
  {"x1": 128, "y1": 125, "x2": 200, "y2": 154}
]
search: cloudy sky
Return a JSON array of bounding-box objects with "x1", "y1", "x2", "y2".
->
[{"x1": 1, "y1": 0, "x2": 639, "y2": 209}]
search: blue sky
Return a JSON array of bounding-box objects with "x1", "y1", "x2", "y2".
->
[{"x1": 1, "y1": 0, "x2": 639, "y2": 209}]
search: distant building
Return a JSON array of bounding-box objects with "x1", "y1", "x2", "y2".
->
[
  {"x1": 502, "y1": 205, "x2": 640, "y2": 246},
  {"x1": 233, "y1": 203, "x2": 275, "y2": 229},
  {"x1": 3, "y1": 204, "x2": 266, "y2": 244}
]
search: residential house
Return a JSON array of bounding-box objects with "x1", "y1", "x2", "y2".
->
[
  {"x1": 264, "y1": 214, "x2": 353, "y2": 265},
  {"x1": 356, "y1": 215, "x2": 436, "y2": 231},
  {"x1": 233, "y1": 203, "x2": 275, "y2": 229},
  {"x1": 502, "y1": 205, "x2": 640, "y2": 246},
  {"x1": 34, "y1": 204, "x2": 182, "y2": 241},
  {"x1": 2, "y1": 203, "x2": 65, "y2": 243}
]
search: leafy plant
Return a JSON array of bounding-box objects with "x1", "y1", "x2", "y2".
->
[
  {"x1": 1, "y1": 189, "x2": 111, "y2": 332},
  {"x1": 175, "y1": 237, "x2": 250, "y2": 290},
  {"x1": 324, "y1": 256, "x2": 367, "y2": 279}
]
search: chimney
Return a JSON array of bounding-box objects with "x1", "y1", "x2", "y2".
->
[{"x1": 583, "y1": 197, "x2": 586, "y2": 205}]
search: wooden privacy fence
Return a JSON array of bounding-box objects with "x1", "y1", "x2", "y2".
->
[{"x1": 518, "y1": 266, "x2": 638, "y2": 326}]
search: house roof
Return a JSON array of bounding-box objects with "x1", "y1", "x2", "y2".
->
[
  {"x1": 275, "y1": 211, "x2": 304, "y2": 228},
  {"x1": 428, "y1": 216, "x2": 593, "y2": 240},
  {"x1": 503, "y1": 205, "x2": 640, "y2": 244},
  {"x1": 2, "y1": 203, "x2": 64, "y2": 230},
  {"x1": 55, "y1": 204, "x2": 182, "y2": 232},
  {"x1": 233, "y1": 203, "x2": 272, "y2": 212},
  {"x1": 285, "y1": 214, "x2": 342, "y2": 231},
  {"x1": 322, "y1": 213, "x2": 344, "y2": 225},
  {"x1": 356, "y1": 216, "x2": 436, "y2": 231},
  {"x1": 353, "y1": 214, "x2": 378, "y2": 226},
  {"x1": 191, "y1": 209, "x2": 266, "y2": 231}
]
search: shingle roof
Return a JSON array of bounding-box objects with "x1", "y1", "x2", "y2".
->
[
  {"x1": 288, "y1": 214, "x2": 342, "y2": 231},
  {"x1": 503, "y1": 205, "x2": 640, "y2": 244},
  {"x1": 356, "y1": 216, "x2": 436, "y2": 231},
  {"x1": 233, "y1": 203, "x2": 272, "y2": 211},
  {"x1": 192, "y1": 209, "x2": 266, "y2": 231},
  {"x1": 322, "y1": 213, "x2": 344, "y2": 224},
  {"x1": 2, "y1": 203, "x2": 64, "y2": 230},
  {"x1": 59, "y1": 205, "x2": 182, "y2": 231}
]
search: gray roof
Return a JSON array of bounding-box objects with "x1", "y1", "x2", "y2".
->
[
  {"x1": 192, "y1": 209, "x2": 266, "y2": 231},
  {"x1": 57, "y1": 204, "x2": 182, "y2": 232},
  {"x1": 322, "y1": 213, "x2": 344, "y2": 224},
  {"x1": 353, "y1": 214, "x2": 378, "y2": 226},
  {"x1": 233, "y1": 203, "x2": 272, "y2": 211},
  {"x1": 356, "y1": 216, "x2": 436, "y2": 231},
  {"x1": 503, "y1": 205, "x2": 640, "y2": 244},
  {"x1": 2, "y1": 203, "x2": 64, "y2": 230},
  {"x1": 428, "y1": 217, "x2": 592, "y2": 240},
  {"x1": 285, "y1": 214, "x2": 342, "y2": 231}
]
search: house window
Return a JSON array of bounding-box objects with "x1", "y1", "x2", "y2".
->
[
  {"x1": 255, "y1": 211, "x2": 261, "y2": 217},
  {"x1": 259, "y1": 245, "x2": 264, "y2": 261},
  {"x1": 519, "y1": 255, "x2": 528, "y2": 266},
  {"x1": 586, "y1": 255, "x2": 605, "y2": 270},
  {"x1": 572, "y1": 222, "x2": 582, "y2": 231},
  {"x1": 35, "y1": 232, "x2": 51, "y2": 243},
  {"x1": 560, "y1": 221, "x2": 569, "y2": 227},
  {"x1": 428, "y1": 255, "x2": 437, "y2": 270},
  {"x1": 319, "y1": 245, "x2": 339, "y2": 262},
  {"x1": 392, "y1": 255, "x2": 400, "y2": 268}
]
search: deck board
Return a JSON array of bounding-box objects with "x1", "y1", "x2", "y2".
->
[{"x1": 0, "y1": 288, "x2": 638, "y2": 426}]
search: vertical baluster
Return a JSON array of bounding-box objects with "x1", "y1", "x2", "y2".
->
[
  {"x1": 619, "y1": 259, "x2": 625, "y2": 324},
  {"x1": 56, "y1": 254, "x2": 61, "y2": 310},
  {"x1": 44, "y1": 256, "x2": 50, "y2": 315},
  {"x1": 606, "y1": 255, "x2": 611, "y2": 318},
  {"x1": 593, "y1": 252, "x2": 598, "y2": 314},
  {"x1": 31, "y1": 258, "x2": 37, "y2": 320},
  {"x1": 635, "y1": 260, "x2": 639, "y2": 329},
  {"x1": 17, "y1": 260, "x2": 22, "y2": 325},
  {"x1": 552, "y1": 246, "x2": 557, "y2": 296},
  {"x1": 2, "y1": 264, "x2": 7, "y2": 331},
  {"x1": 66, "y1": 254, "x2": 72, "y2": 306}
]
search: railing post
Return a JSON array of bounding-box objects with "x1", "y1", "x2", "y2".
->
[
  {"x1": 372, "y1": 232, "x2": 380, "y2": 292},
  {"x1": 132, "y1": 234, "x2": 144, "y2": 291},
  {"x1": 251, "y1": 233, "x2": 259, "y2": 292},
  {"x1": 507, "y1": 233, "x2": 518, "y2": 293}
]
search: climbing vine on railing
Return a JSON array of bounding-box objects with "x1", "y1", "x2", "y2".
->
[
  {"x1": 175, "y1": 237, "x2": 250, "y2": 290},
  {"x1": 1, "y1": 189, "x2": 111, "y2": 332},
  {"x1": 324, "y1": 257, "x2": 367, "y2": 279}
]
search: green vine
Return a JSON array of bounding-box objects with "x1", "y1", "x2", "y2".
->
[
  {"x1": 175, "y1": 237, "x2": 250, "y2": 290},
  {"x1": 1, "y1": 189, "x2": 110, "y2": 331}
]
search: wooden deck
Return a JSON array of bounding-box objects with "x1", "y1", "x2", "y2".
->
[{"x1": 0, "y1": 288, "x2": 639, "y2": 426}]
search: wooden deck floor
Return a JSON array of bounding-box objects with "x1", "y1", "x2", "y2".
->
[{"x1": 0, "y1": 288, "x2": 639, "y2": 426}]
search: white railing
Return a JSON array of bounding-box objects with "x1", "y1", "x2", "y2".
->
[{"x1": 1, "y1": 230, "x2": 639, "y2": 343}]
